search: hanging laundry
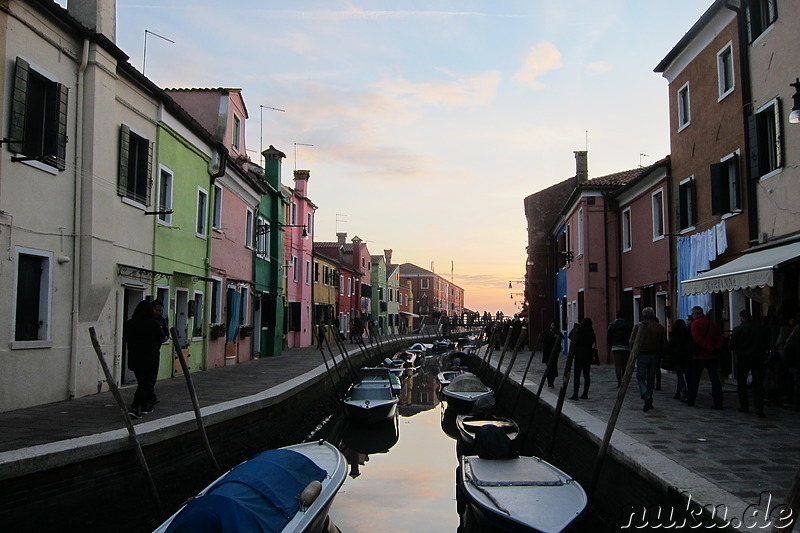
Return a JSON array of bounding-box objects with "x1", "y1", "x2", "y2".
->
[{"x1": 716, "y1": 220, "x2": 728, "y2": 255}]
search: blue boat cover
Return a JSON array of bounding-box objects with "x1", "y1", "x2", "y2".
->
[{"x1": 165, "y1": 448, "x2": 327, "y2": 533}]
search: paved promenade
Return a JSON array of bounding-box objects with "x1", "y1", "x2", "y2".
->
[{"x1": 1, "y1": 337, "x2": 798, "y2": 530}]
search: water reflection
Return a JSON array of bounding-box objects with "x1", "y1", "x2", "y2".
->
[{"x1": 338, "y1": 417, "x2": 400, "y2": 478}]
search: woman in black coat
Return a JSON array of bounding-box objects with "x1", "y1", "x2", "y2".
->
[
  {"x1": 124, "y1": 300, "x2": 165, "y2": 418},
  {"x1": 668, "y1": 319, "x2": 692, "y2": 402},
  {"x1": 570, "y1": 318, "x2": 596, "y2": 400}
]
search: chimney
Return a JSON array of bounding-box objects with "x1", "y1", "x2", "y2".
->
[
  {"x1": 384, "y1": 249, "x2": 393, "y2": 265},
  {"x1": 68, "y1": 0, "x2": 116, "y2": 43},
  {"x1": 293, "y1": 169, "x2": 310, "y2": 197},
  {"x1": 262, "y1": 145, "x2": 285, "y2": 190},
  {"x1": 337, "y1": 232, "x2": 347, "y2": 245},
  {"x1": 574, "y1": 151, "x2": 588, "y2": 184}
]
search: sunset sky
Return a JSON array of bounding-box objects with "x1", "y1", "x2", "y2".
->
[{"x1": 106, "y1": 1, "x2": 713, "y2": 316}]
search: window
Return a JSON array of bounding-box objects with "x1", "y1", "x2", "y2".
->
[
  {"x1": 158, "y1": 167, "x2": 173, "y2": 224},
  {"x1": 118, "y1": 125, "x2": 153, "y2": 205},
  {"x1": 196, "y1": 187, "x2": 208, "y2": 236},
  {"x1": 212, "y1": 185, "x2": 223, "y2": 230},
  {"x1": 717, "y1": 43, "x2": 735, "y2": 100},
  {"x1": 292, "y1": 255, "x2": 299, "y2": 282},
  {"x1": 315, "y1": 262, "x2": 320, "y2": 283},
  {"x1": 305, "y1": 260, "x2": 311, "y2": 284},
  {"x1": 746, "y1": 0, "x2": 776, "y2": 43},
  {"x1": 245, "y1": 209, "x2": 254, "y2": 248},
  {"x1": 13, "y1": 248, "x2": 52, "y2": 342},
  {"x1": 255, "y1": 217, "x2": 269, "y2": 259},
  {"x1": 577, "y1": 208, "x2": 584, "y2": 256},
  {"x1": 677, "y1": 82, "x2": 691, "y2": 130},
  {"x1": 652, "y1": 189, "x2": 665, "y2": 240},
  {"x1": 291, "y1": 203, "x2": 297, "y2": 225},
  {"x1": 210, "y1": 278, "x2": 223, "y2": 324},
  {"x1": 711, "y1": 152, "x2": 741, "y2": 215},
  {"x1": 307, "y1": 213, "x2": 312, "y2": 236},
  {"x1": 192, "y1": 292, "x2": 204, "y2": 338},
  {"x1": 233, "y1": 115, "x2": 242, "y2": 152},
  {"x1": 421, "y1": 278, "x2": 429, "y2": 289},
  {"x1": 622, "y1": 208, "x2": 632, "y2": 252},
  {"x1": 750, "y1": 99, "x2": 782, "y2": 179},
  {"x1": 341, "y1": 275, "x2": 346, "y2": 295},
  {"x1": 240, "y1": 286, "x2": 249, "y2": 326},
  {"x1": 678, "y1": 177, "x2": 697, "y2": 230},
  {"x1": 8, "y1": 57, "x2": 68, "y2": 171}
]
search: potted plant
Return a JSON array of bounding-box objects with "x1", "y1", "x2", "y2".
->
[
  {"x1": 210, "y1": 324, "x2": 226, "y2": 338},
  {"x1": 239, "y1": 325, "x2": 254, "y2": 337}
]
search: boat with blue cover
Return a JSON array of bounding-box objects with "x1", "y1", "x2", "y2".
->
[{"x1": 153, "y1": 440, "x2": 347, "y2": 533}]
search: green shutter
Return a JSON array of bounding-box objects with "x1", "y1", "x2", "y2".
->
[
  {"x1": 55, "y1": 84, "x2": 68, "y2": 170},
  {"x1": 43, "y1": 82, "x2": 68, "y2": 170},
  {"x1": 9, "y1": 57, "x2": 30, "y2": 155},
  {"x1": 118, "y1": 124, "x2": 130, "y2": 196},
  {"x1": 145, "y1": 138, "x2": 154, "y2": 206},
  {"x1": 747, "y1": 114, "x2": 760, "y2": 178}
]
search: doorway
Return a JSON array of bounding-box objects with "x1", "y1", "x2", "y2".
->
[{"x1": 122, "y1": 287, "x2": 145, "y2": 384}]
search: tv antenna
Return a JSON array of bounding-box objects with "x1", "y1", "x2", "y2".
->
[
  {"x1": 336, "y1": 213, "x2": 348, "y2": 233},
  {"x1": 639, "y1": 153, "x2": 650, "y2": 167},
  {"x1": 142, "y1": 30, "x2": 174, "y2": 76},
  {"x1": 294, "y1": 143, "x2": 313, "y2": 170},
  {"x1": 260, "y1": 105, "x2": 286, "y2": 165}
]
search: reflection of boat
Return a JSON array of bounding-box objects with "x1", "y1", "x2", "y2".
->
[
  {"x1": 442, "y1": 373, "x2": 493, "y2": 414},
  {"x1": 407, "y1": 342, "x2": 433, "y2": 354},
  {"x1": 439, "y1": 350, "x2": 472, "y2": 371},
  {"x1": 342, "y1": 374, "x2": 399, "y2": 424},
  {"x1": 391, "y1": 350, "x2": 418, "y2": 367},
  {"x1": 341, "y1": 416, "x2": 399, "y2": 455},
  {"x1": 440, "y1": 405, "x2": 459, "y2": 441},
  {"x1": 154, "y1": 440, "x2": 347, "y2": 533},
  {"x1": 456, "y1": 414, "x2": 521, "y2": 456},
  {"x1": 457, "y1": 453, "x2": 587, "y2": 533},
  {"x1": 437, "y1": 370, "x2": 458, "y2": 388}
]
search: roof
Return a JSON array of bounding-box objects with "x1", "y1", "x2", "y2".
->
[
  {"x1": 399, "y1": 263, "x2": 433, "y2": 276},
  {"x1": 580, "y1": 167, "x2": 647, "y2": 189},
  {"x1": 654, "y1": 0, "x2": 726, "y2": 73}
]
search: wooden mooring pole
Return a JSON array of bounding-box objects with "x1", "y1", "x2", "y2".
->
[
  {"x1": 170, "y1": 327, "x2": 221, "y2": 476},
  {"x1": 88, "y1": 327, "x2": 163, "y2": 517},
  {"x1": 587, "y1": 321, "x2": 649, "y2": 495}
]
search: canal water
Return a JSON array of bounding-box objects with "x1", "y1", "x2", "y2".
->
[{"x1": 316, "y1": 357, "x2": 608, "y2": 533}]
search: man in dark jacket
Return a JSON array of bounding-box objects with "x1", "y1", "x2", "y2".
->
[
  {"x1": 630, "y1": 307, "x2": 667, "y2": 412},
  {"x1": 607, "y1": 311, "x2": 632, "y2": 388},
  {"x1": 730, "y1": 309, "x2": 766, "y2": 417},
  {"x1": 687, "y1": 306, "x2": 725, "y2": 409}
]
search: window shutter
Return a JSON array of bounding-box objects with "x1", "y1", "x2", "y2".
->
[
  {"x1": 145, "y1": 138, "x2": 154, "y2": 206},
  {"x1": 679, "y1": 184, "x2": 688, "y2": 229},
  {"x1": 774, "y1": 98, "x2": 783, "y2": 169},
  {"x1": 44, "y1": 82, "x2": 68, "y2": 170},
  {"x1": 55, "y1": 84, "x2": 69, "y2": 170},
  {"x1": 690, "y1": 178, "x2": 698, "y2": 226},
  {"x1": 747, "y1": 114, "x2": 760, "y2": 178},
  {"x1": 118, "y1": 124, "x2": 130, "y2": 196},
  {"x1": 9, "y1": 57, "x2": 30, "y2": 154},
  {"x1": 710, "y1": 162, "x2": 723, "y2": 215},
  {"x1": 730, "y1": 153, "x2": 741, "y2": 211}
]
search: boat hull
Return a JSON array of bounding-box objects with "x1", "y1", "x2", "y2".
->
[
  {"x1": 442, "y1": 389, "x2": 494, "y2": 414},
  {"x1": 154, "y1": 440, "x2": 347, "y2": 533},
  {"x1": 457, "y1": 455, "x2": 587, "y2": 533},
  {"x1": 342, "y1": 398, "x2": 399, "y2": 424},
  {"x1": 456, "y1": 414, "x2": 520, "y2": 456}
]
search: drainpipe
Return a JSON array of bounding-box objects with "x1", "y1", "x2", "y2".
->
[
  {"x1": 69, "y1": 39, "x2": 90, "y2": 399},
  {"x1": 602, "y1": 191, "x2": 612, "y2": 356},
  {"x1": 723, "y1": 0, "x2": 757, "y2": 241}
]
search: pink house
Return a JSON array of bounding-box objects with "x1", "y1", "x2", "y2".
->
[{"x1": 283, "y1": 170, "x2": 317, "y2": 348}]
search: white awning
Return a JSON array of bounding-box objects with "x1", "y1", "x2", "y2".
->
[
  {"x1": 400, "y1": 311, "x2": 420, "y2": 317},
  {"x1": 681, "y1": 241, "x2": 800, "y2": 295}
]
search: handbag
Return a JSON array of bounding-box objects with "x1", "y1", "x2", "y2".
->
[{"x1": 590, "y1": 347, "x2": 600, "y2": 366}]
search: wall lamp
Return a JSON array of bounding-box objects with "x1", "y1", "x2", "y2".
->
[
  {"x1": 256, "y1": 221, "x2": 308, "y2": 238},
  {"x1": 790, "y1": 78, "x2": 800, "y2": 124},
  {"x1": 508, "y1": 280, "x2": 525, "y2": 289}
]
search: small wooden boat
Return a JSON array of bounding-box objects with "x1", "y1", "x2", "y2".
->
[
  {"x1": 458, "y1": 451, "x2": 587, "y2": 533},
  {"x1": 437, "y1": 370, "x2": 459, "y2": 388},
  {"x1": 342, "y1": 378, "x2": 399, "y2": 424},
  {"x1": 442, "y1": 372, "x2": 493, "y2": 414},
  {"x1": 154, "y1": 440, "x2": 347, "y2": 533},
  {"x1": 456, "y1": 414, "x2": 520, "y2": 456}
]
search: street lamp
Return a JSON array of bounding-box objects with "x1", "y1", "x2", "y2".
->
[
  {"x1": 256, "y1": 221, "x2": 308, "y2": 239},
  {"x1": 790, "y1": 78, "x2": 800, "y2": 124}
]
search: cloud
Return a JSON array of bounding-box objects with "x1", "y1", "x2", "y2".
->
[
  {"x1": 587, "y1": 60, "x2": 613, "y2": 74},
  {"x1": 515, "y1": 41, "x2": 562, "y2": 89},
  {"x1": 373, "y1": 71, "x2": 501, "y2": 107}
]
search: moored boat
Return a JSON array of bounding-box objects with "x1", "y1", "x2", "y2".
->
[
  {"x1": 456, "y1": 414, "x2": 520, "y2": 456},
  {"x1": 442, "y1": 372, "x2": 494, "y2": 414},
  {"x1": 458, "y1": 451, "x2": 587, "y2": 533},
  {"x1": 342, "y1": 378, "x2": 400, "y2": 424},
  {"x1": 154, "y1": 440, "x2": 347, "y2": 533}
]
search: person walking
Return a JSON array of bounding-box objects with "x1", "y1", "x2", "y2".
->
[
  {"x1": 630, "y1": 307, "x2": 668, "y2": 413},
  {"x1": 668, "y1": 319, "x2": 692, "y2": 402},
  {"x1": 607, "y1": 311, "x2": 632, "y2": 389},
  {"x1": 730, "y1": 310, "x2": 766, "y2": 417},
  {"x1": 539, "y1": 322, "x2": 563, "y2": 387},
  {"x1": 569, "y1": 318, "x2": 596, "y2": 400},
  {"x1": 686, "y1": 306, "x2": 725, "y2": 409},
  {"x1": 123, "y1": 300, "x2": 165, "y2": 419}
]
